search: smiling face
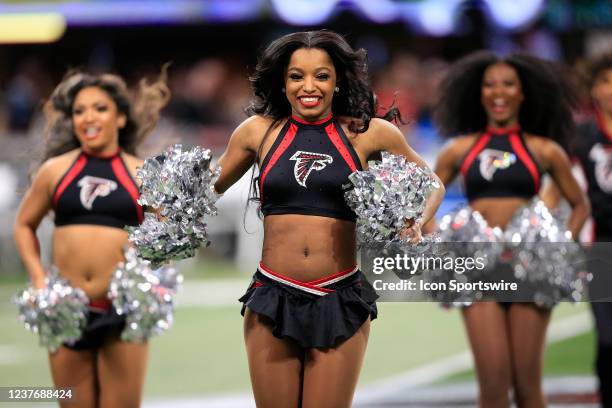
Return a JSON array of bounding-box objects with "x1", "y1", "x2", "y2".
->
[
  {"x1": 72, "y1": 86, "x2": 126, "y2": 155},
  {"x1": 481, "y1": 62, "x2": 524, "y2": 127},
  {"x1": 284, "y1": 47, "x2": 337, "y2": 122},
  {"x1": 592, "y1": 68, "x2": 612, "y2": 117}
]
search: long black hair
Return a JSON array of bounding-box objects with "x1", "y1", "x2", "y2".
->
[
  {"x1": 433, "y1": 51, "x2": 577, "y2": 149},
  {"x1": 42, "y1": 68, "x2": 170, "y2": 162},
  {"x1": 244, "y1": 30, "x2": 399, "y2": 218}
]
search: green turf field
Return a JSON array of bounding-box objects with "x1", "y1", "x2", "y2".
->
[{"x1": 0, "y1": 269, "x2": 594, "y2": 397}]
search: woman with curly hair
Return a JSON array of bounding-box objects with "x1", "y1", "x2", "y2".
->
[
  {"x1": 14, "y1": 71, "x2": 169, "y2": 407},
  {"x1": 431, "y1": 51, "x2": 590, "y2": 407},
  {"x1": 214, "y1": 30, "x2": 444, "y2": 407}
]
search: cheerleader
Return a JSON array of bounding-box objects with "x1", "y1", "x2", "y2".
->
[
  {"x1": 14, "y1": 71, "x2": 169, "y2": 407},
  {"x1": 542, "y1": 52, "x2": 612, "y2": 407},
  {"x1": 213, "y1": 30, "x2": 444, "y2": 407},
  {"x1": 430, "y1": 51, "x2": 590, "y2": 407}
]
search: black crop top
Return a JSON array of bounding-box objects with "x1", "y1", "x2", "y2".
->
[
  {"x1": 460, "y1": 125, "x2": 544, "y2": 201},
  {"x1": 259, "y1": 114, "x2": 362, "y2": 221},
  {"x1": 53, "y1": 150, "x2": 143, "y2": 228},
  {"x1": 573, "y1": 114, "x2": 612, "y2": 239}
]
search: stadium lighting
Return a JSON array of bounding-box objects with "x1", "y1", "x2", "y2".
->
[
  {"x1": 483, "y1": 0, "x2": 545, "y2": 30},
  {"x1": 0, "y1": 13, "x2": 66, "y2": 44},
  {"x1": 269, "y1": 0, "x2": 337, "y2": 25}
]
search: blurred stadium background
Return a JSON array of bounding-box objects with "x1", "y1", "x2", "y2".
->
[{"x1": 0, "y1": 0, "x2": 608, "y2": 406}]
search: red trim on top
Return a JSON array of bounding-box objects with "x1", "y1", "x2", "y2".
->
[
  {"x1": 486, "y1": 124, "x2": 521, "y2": 135},
  {"x1": 290, "y1": 113, "x2": 333, "y2": 125},
  {"x1": 259, "y1": 123, "x2": 298, "y2": 202},
  {"x1": 52, "y1": 154, "x2": 88, "y2": 208},
  {"x1": 89, "y1": 298, "x2": 112, "y2": 311},
  {"x1": 307, "y1": 264, "x2": 357, "y2": 285},
  {"x1": 325, "y1": 122, "x2": 358, "y2": 172},
  {"x1": 258, "y1": 262, "x2": 334, "y2": 293},
  {"x1": 596, "y1": 110, "x2": 612, "y2": 142},
  {"x1": 460, "y1": 133, "x2": 492, "y2": 176},
  {"x1": 110, "y1": 156, "x2": 144, "y2": 223},
  {"x1": 82, "y1": 149, "x2": 121, "y2": 159},
  {"x1": 509, "y1": 132, "x2": 540, "y2": 192}
]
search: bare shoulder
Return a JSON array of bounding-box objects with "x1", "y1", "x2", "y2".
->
[
  {"x1": 436, "y1": 134, "x2": 478, "y2": 163},
  {"x1": 233, "y1": 115, "x2": 285, "y2": 151},
  {"x1": 121, "y1": 152, "x2": 144, "y2": 175},
  {"x1": 524, "y1": 133, "x2": 565, "y2": 158},
  {"x1": 450, "y1": 133, "x2": 479, "y2": 152},
  {"x1": 33, "y1": 149, "x2": 81, "y2": 193},
  {"x1": 38, "y1": 149, "x2": 80, "y2": 177}
]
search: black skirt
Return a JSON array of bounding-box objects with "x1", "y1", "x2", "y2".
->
[
  {"x1": 239, "y1": 266, "x2": 378, "y2": 349},
  {"x1": 63, "y1": 304, "x2": 126, "y2": 350}
]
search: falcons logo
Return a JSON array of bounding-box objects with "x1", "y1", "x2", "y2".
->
[
  {"x1": 478, "y1": 148, "x2": 517, "y2": 181},
  {"x1": 77, "y1": 176, "x2": 118, "y2": 210},
  {"x1": 589, "y1": 143, "x2": 612, "y2": 193},
  {"x1": 290, "y1": 151, "x2": 333, "y2": 188}
]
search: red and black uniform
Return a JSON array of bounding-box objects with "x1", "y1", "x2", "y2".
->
[
  {"x1": 53, "y1": 150, "x2": 143, "y2": 228},
  {"x1": 259, "y1": 114, "x2": 361, "y2": 220},
  {"x1": 53, "y1": 149, "x2": 143, "y2": 349},
  {"x1": 458, "y1": 125, "x2": 545, "y2": 308},
  {"x1": 573, "y1": 114, "x2": 612, "y2": 406},
  {"x1": 573, "y1": 115, "x2": 612, "y2": 241},
  {"x1": 240, "y1": 114, "x2": 377, "y2": 348},
  {"x1": 460, "y1": 124, "x2": 543, "y2": 201}
]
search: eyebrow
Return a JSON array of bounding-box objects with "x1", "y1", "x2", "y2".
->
[{"x1": 287, "y1": 66, "x2": 332, "y2": 72}]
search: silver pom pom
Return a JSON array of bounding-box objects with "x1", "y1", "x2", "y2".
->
[
  {"x1": 345, "y1": 152, "x2": 440, "y2": 244},
  {"x1": 424, "y1": 206, "x2": 503, "y2": 304},
  {"x1": 108, "y1": 247, "x2": 182, "y2": 342},
  {"x1": 505, "y1": 198, "x2": 589, "y2": 307},
  {"x1": 128, "y1": 144, "x2": 220, "y2": 266},
  {"x1": 14, "y1": 268, "x2": 89, "y2": 352}
]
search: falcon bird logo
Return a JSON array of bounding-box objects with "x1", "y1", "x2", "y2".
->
[
  {"x1": 290, "y1": 151, "x2": 333, "y2": 188},
  {"x1": 78, "y1": 176, "x2": 118, "y2": 209},
  {"x1": 590, "y1": 143, "x2": 612, "y2": 193},
  {"x1": 478, "y1": 149, "x2": 517, "y2": 181}
]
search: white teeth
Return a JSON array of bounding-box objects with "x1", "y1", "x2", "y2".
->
[
  {"x1": 301, "y1": 97, "x2": 318, "y2": 103},
  {"x1": 85, "y1": 127, "x2": 99, "y2": 136},
  {"x1": 493, "y1": 98, "x2": 506, "y2": 106}
]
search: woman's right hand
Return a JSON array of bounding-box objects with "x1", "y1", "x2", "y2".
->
[{"x1": 31, "y1": 275, "x2": 47, "y2": 291}]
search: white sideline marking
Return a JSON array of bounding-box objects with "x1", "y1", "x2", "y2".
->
[{"x1": 355, "y1": 311, "x2": 592, "y2": 403}]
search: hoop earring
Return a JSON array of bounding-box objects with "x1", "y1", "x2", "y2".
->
[{"x1": 334, "y1": 87, "x2": 340, "y2": 93}]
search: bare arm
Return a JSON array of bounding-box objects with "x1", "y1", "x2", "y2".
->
[
  {"x1": 214, "y1": 118, "x2": 259, "y2": 194},
  {"x1": 543, "y1": 141, "x2": 590, "y2": 239},
  {"x1": 14, "y1": 164, "x2": 55, "y2": 289},
  {"x1": 540, "y1": 178, "x2": 563, "y2": 210},
  {"x1": 422, "y1": 139, "x2": 461, "y2": 233},
  {"x1": 369, "y1": 119, "x2": 446, "y2": 238}
]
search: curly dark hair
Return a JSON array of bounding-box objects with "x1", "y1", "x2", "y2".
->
[
  {"x1": 42, "y1": 68, "x2": 170, "y2": 162},
  {"x1": 433, "y1": 51, "x2": 578, "y2": 149},
  {"x1": 586, "y1": 51, "x2": 612, "y2": 89}
]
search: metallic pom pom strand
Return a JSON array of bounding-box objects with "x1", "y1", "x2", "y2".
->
[
  {"x1": 505, "y1": 198, "x2": 589, "y2": 307},
  {"x1": 129, "y1": 144, "x2": 221, "y2": 266},
  {"x1": 14, "y1": 267, "x2": 89, "y2": 352},
  {"x1": 345, "y1": 152, "x2": 440, "y2": 245},
  {"x1": 424, "y1": 205, "x2": 504, "y2": 304},
  {"x1": 108, "y1": 248, "x2": 183, "y2": 342}
]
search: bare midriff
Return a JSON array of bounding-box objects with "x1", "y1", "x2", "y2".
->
[
  {"x1": 261, "y1": 214, "x2": 357, "y2": 282},
  {"x1": 469, "y1": 196, "x2": 531, "y2": 230},
  {"x1": 53, "y1": 225, "x2": 128, "y2": 301}
]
